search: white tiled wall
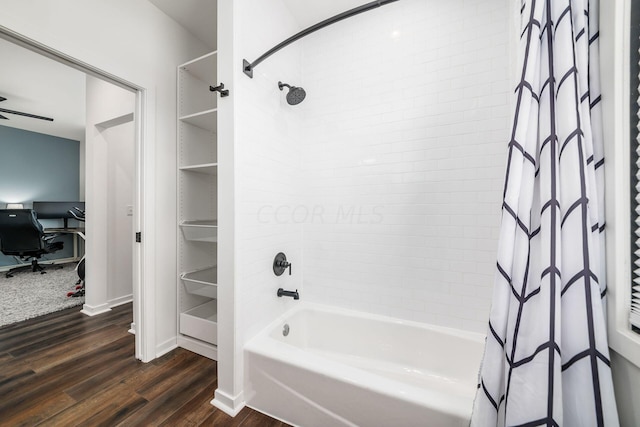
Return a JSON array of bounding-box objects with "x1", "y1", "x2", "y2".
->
[
  {"x1": 297, "y1": 0, "x2": 512, "y2": 332},
  {"x1": 235, "y1": 0, "x2": 304, "y2": 343},
  {"x1": 236, "y1": 0, "x2": 512, "y2": 336}
]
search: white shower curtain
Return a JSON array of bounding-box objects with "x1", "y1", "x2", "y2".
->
[{"x1": 470, "y1": 0, "x2": 619, "y2": 425}]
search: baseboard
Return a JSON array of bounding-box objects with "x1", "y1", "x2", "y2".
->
[
  {"x1": 212, "y1": 389, "x2": 245, "y2": 417},
  {"x1": 108, "y1": 294, "x2": 133, "y2": 308},
  {"x1": 156, "y1": 337, "x2": 177, "y2": 358},
  {"x1": 82, "y1": 295, "x2": 131, "y2": 317},
  {"x1": 81, "y1": 303, "x2": 112, "y2": 316},
  {"x1": 177, "y1": 336, "x2": 217, "y2": 360}
]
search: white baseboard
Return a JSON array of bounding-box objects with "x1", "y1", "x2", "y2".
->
[
  {"x1": 108, "y1": 294, "x2": 133, "y2": 308},
  {"x1": 156, "y1": 337, "x2": 177, "y2": 358},
  {"x1": 81, "y1": 295, "x2": 131, "y2": 317},
  {"x1": 81, "y1": 303, "x2": 112, "y2": 316},
  {"x1": 212, "y1": 389, "x2": 245, "y2": 417},
  {"x1": 177, "y1": 336, "x2": 217, "y2": 360}
]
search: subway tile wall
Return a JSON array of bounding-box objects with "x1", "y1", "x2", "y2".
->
[
  {"x1": 235, "y1": 0, "x2": 305, "y2": 343},
  {"x1": 298, "y1": 0, "x2": 512, "y2": 332}
]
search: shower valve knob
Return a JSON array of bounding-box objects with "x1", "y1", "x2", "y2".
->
[{"x1": 273, "y1": 252, "x2": 291, "y2": 276}]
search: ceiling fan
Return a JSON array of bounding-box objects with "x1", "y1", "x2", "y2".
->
[{"x1": 0, "y1": 96, "x2": 54, "y2": 121}]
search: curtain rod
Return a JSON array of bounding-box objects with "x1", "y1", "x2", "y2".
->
[{"x1": 242, "y1": 0, "x2": 400, "y2": 78}]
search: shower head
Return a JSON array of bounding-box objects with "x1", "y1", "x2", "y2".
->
[{"x1": 278, "y1": 81, "x2": 306, "y2": 105}]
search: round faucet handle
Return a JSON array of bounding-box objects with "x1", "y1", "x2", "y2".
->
[{"x1": 273, "y1": 252, "x2": 292, "y2": 276}]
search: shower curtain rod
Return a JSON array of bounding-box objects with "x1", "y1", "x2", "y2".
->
[{"x1": 242, "y1": 0, "x2": 400, "y2": 78}]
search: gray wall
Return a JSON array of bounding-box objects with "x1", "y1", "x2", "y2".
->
[
  {"x1": 0, "y1": 125, "x2": 80, "y2": 266},
  {"x1": 611, "y1": 350, "x2": 640, "y2": 426}
]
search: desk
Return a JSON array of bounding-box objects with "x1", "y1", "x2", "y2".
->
[
  {"x1": 46, "y1": 227, "x2": 85, "y2": 239},
  {"x1": 45, "y1": 228, "x2": 85, "y2": 259}
]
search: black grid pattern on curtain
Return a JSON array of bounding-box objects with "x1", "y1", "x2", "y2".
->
[{"x1": 471, "y1": 0, "x2": 618, "y2": 425}]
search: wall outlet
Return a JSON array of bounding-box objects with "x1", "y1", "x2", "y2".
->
[{"x1": 126, "y1": 205, "x2": 133, "y2": 216}]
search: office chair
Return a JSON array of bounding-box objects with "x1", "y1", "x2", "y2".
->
[
  {"x1": 67, "y1": 206, "x2": 85, "y2": 297},
  {"x1": 0, "y1": 209, "x2": 64, "y2": 278}
]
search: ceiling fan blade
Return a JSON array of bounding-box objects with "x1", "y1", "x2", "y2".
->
[
  {"x1": 0, "y1": 108, "x2": 53, "y2": 122},
  {"x1": 0, "y1": 97, "x2": 6, "y2": 103},
  {"x1": 0, "y1": 114, "x2": 7, "y2": 120}
]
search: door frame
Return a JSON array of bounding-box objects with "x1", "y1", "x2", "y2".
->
[{"x1": 0, "y1": 25, "x2": 155, "y2": 362}]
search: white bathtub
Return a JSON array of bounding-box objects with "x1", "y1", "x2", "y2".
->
[{"x1": 244, "y1": 303, "x2": 485, "y2": 427}]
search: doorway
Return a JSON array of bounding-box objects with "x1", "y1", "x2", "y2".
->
[{"x1": 0, "y1": 29, "x2": 147, "y2": 360}]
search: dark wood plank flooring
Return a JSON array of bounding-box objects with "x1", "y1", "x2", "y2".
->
[{"x1": 0, "y1": 303, "x2": 290, "y2": 426}]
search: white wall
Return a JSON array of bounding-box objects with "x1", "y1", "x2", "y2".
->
[
  {"x1": 232, "y1": 0, "x2": 304, "y2": 387},
  {"x1": 214, "y1": 0, "x2": 310, "y2": 414},
  {"x1": 0, "y1": 0, "x2": 210, "y2": 359},
  {"x1": 84, "y1": 76, "x2": 135, "y2": 313},
  {"x1": 299, "y1": 0, "x2": 511, "y2": 332},
  {"x1": 105, "y1": 121, "x2": 135, "y2": 305}
]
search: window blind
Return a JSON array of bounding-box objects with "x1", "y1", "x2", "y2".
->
[{"x1": 632, "y1": 44, "x2": 640, "y2": 331}]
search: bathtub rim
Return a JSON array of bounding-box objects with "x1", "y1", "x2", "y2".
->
[{"x1": 249, "y1": 301, "x2": 487, "y2": 345}]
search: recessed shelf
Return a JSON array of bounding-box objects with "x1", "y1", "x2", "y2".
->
[
  {"x1": 179, "y1": 163, "x2": 218, "y2": 175},
  {"x1": 180, "y1": 300, "x2": 217, "y2": 345},
  {"x1": 180, "y1": 220, "x2": 218, "y2": 242},
  {"x1": 180, "y1": 51, "x2": 217, "y2": 85},
  {"x1": 181, "y1": 266, "x2": 218, "y2": 298},
  {"x1": 179, "y1": 109, "x2": 218, "y2": 132},
  {"x1": 178, "y1": 50, "x2": 218, "y2": 360}
]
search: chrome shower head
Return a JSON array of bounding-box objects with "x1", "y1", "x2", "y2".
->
[{"x1": 278, "y1": 81, "x2": 306, "y2": 105}]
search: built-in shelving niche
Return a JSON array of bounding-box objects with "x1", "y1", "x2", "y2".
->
[{"x1": 177, "y1": 51, "x2": 218, "y2": 360}]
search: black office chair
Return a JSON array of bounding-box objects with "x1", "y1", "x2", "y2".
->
[{"x1": 0, "y1": 209, "x2": 64, "y2": 278}]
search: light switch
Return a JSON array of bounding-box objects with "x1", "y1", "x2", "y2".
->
[{"x1": 126, "y1": 205, "x2": 133, "y2": 216}]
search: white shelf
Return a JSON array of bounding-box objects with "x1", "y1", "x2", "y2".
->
[
  {"x1": 180, "y1": 108, "x2": 218, "y2": 132},
  {"x1": 179, "y1": 51, "x2": 217, "y2": 85},
  {"x1": 180, "y1": 220, "x2": 218, "y2": 242},
  {"x1": 179, "y1": 163, "x2": 218, "y2": 175},
  {"x1": 181, "y1": 266, "x2": 217, "y2": 298},
  {"x1": 180, "y1": 300, "x2": 217, "y2": 345}
]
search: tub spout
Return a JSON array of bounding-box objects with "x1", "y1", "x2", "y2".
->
[{"x1": 277, "y1": 288, "x2": 299, "y2": 300}]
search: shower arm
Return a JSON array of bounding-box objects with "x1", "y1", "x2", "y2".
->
[{"x1": 242, "y1": 0, "x2": 400, "y2": 78}]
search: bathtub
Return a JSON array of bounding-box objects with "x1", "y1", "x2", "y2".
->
[{"x1": 244, "y1": 303, "x2": 485, "y2": 427}]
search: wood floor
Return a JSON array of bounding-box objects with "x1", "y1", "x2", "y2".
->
[{"x1": 0, "y1": 303, "x2": 290, "y2": 426}]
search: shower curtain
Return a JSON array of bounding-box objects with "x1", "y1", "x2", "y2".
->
[{"x1": 470, "y1": 0, "x2": 619, "y2": 426}]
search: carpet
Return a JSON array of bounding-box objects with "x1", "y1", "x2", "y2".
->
[{"x1": 0, "y1": 262, "x2": 84, "y2": 327}]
